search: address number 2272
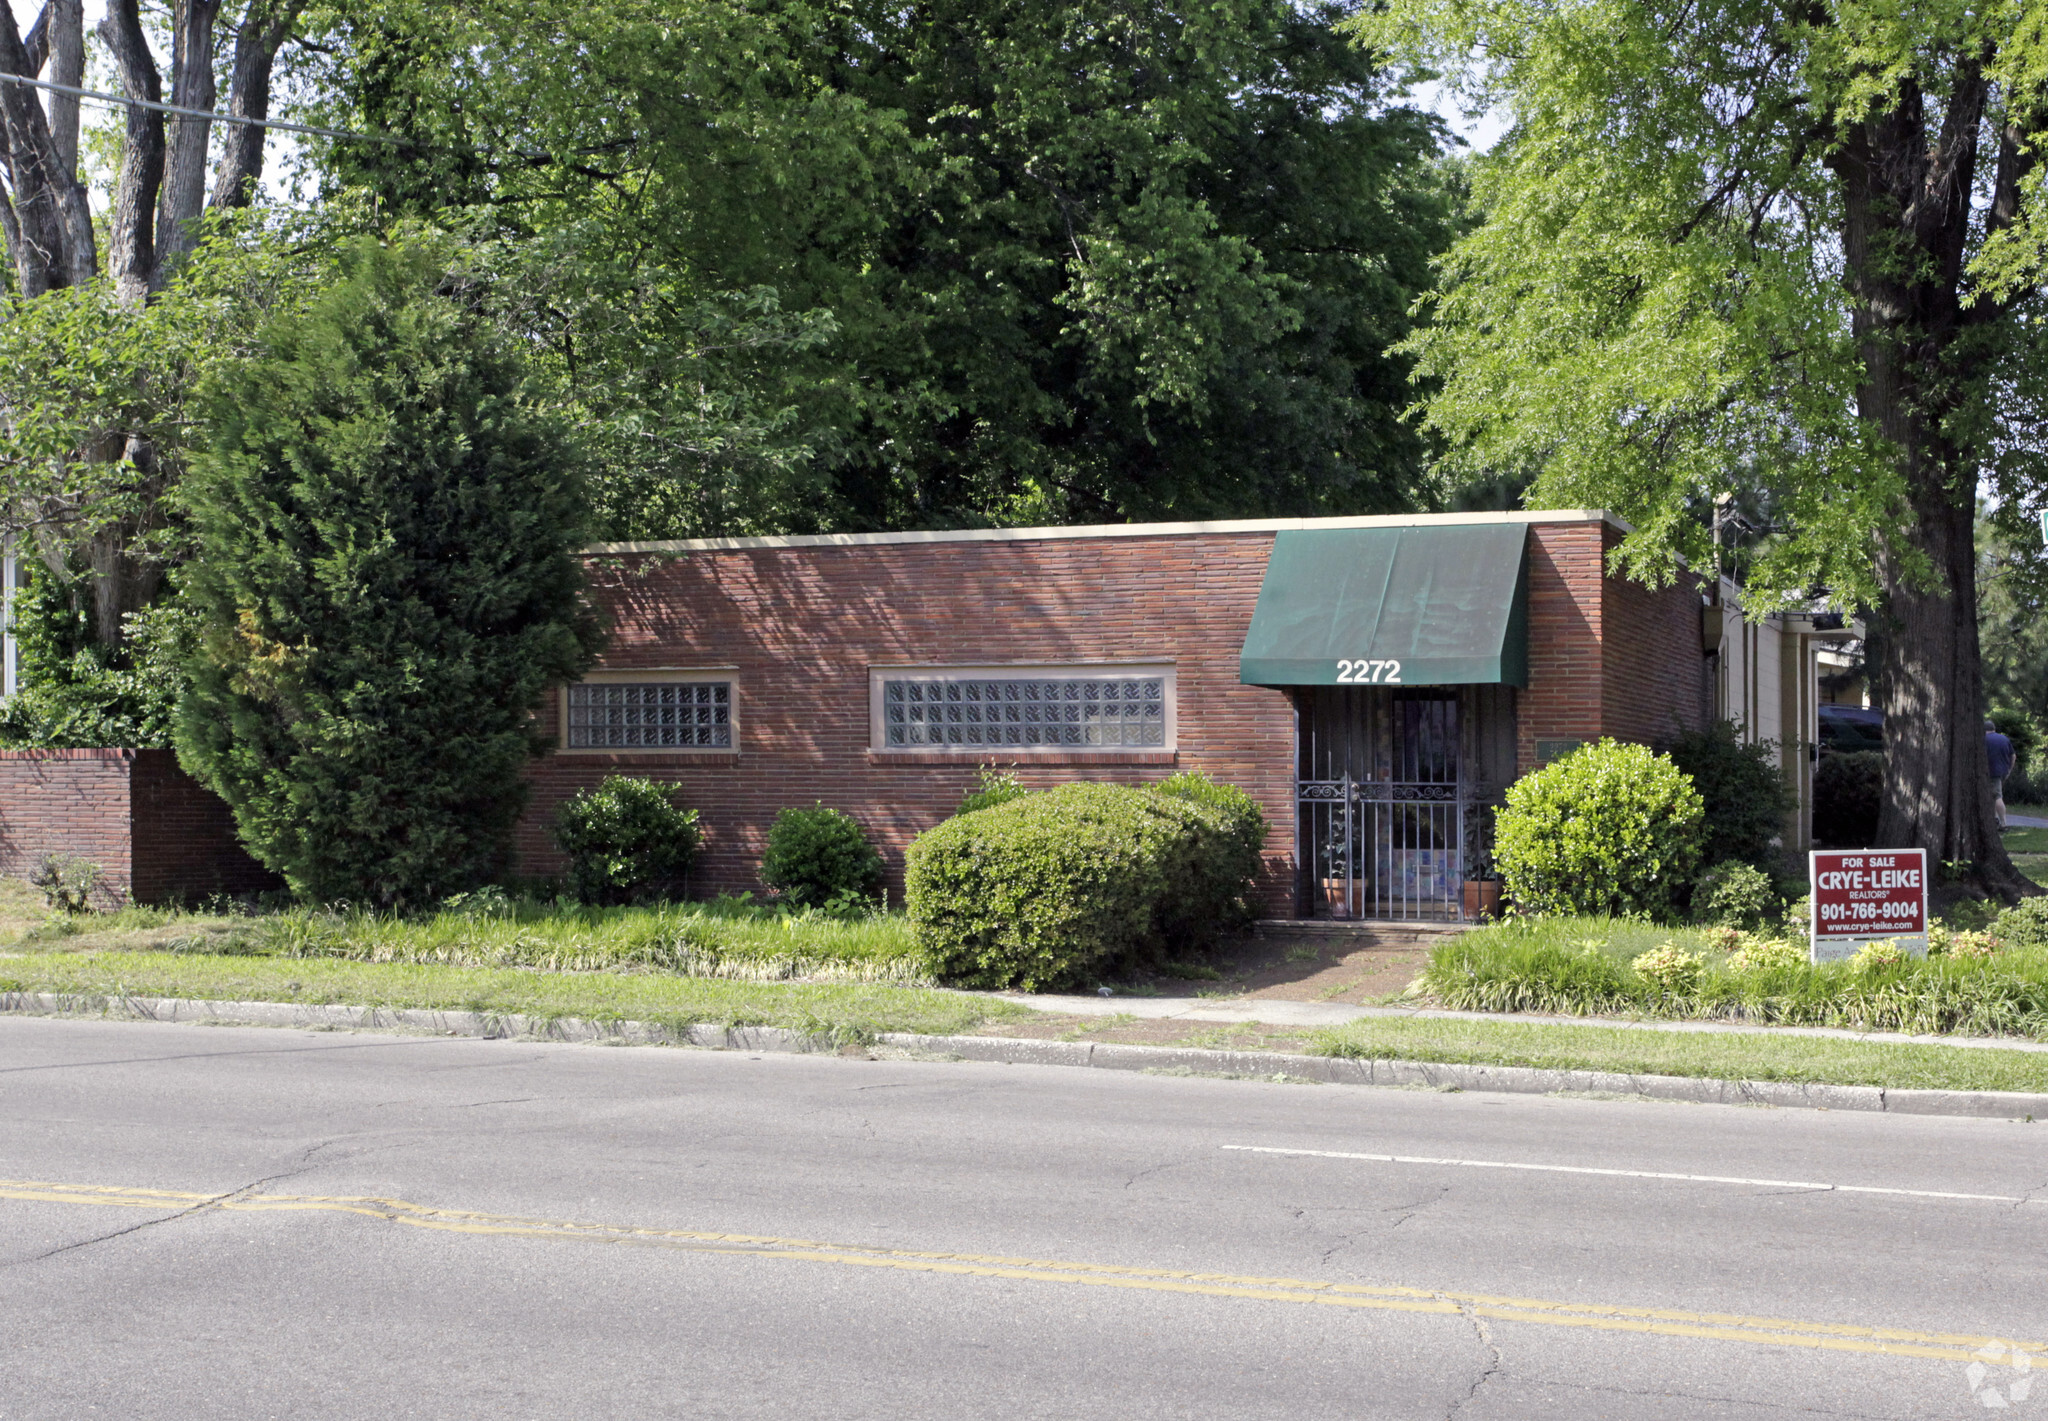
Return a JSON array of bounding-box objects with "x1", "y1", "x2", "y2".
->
[{"x1": 1336, "y1": 659, "x2": 1402, "y2": 684}]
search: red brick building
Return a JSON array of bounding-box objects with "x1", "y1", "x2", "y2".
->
[{"x1": 515, "y1": 511, "x2": 1712, "y2": 920}]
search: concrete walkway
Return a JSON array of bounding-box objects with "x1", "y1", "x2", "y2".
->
[
  {"x1": 2006, "y1": 812, "x2": 2048, "y2": 828},
  {"x1": 991, "y1": 989, "x2": 2048, "y2": 1053}
]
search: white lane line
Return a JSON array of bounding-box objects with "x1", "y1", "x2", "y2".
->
[{"x1": 1221, "y1": 1145, "x2": 2043, "y2": 1205}]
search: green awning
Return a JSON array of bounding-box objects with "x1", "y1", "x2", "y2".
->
[{"x1": 1238, "y1": 525, "x2": 1529, "y2": 687}]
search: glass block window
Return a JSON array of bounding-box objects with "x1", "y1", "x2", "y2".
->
[
  {"x1": 882, "y1": 676, "x2": 1167, "y2": 749},
  {"x1": 567, "y1": 681, "x2": 731, "y2": 749}
]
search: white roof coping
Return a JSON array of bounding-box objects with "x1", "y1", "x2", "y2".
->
[{"x1": 584, "y1": 508, "x2": 1632, "y2": 556}]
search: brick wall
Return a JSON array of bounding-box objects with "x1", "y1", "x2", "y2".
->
[
  {"x1": 129, "y1": 750, "x2": 279, "y2": 903},
  {"x1": 1517, "y1": 523, "x2": 1606, "y2": 773},
  {"x1": 518, "y1": 531, "x2": 1302, "y2": 910},
  {"x1": 0, "y1": 748, "x2": 275, "y2": 905},
  {"x1": 0, "y1": 750, "x2": 135, "y2": 904},
  {"x1": 1598, "y1": 525, "x2": 1712, "y2": 749},
  {"x1": 1512, "y1": 522, "x2": 1710, "y2": 770}
]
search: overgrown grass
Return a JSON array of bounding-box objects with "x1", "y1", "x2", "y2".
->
[
  {"x1": 9, "y1": 894, "x2": 929, "y2": 985},
  {"x1": 1308, "y1": 1016, "x2": 2048, "y2": 1094},
  {"x1": 0, "y1": 951, "x2": 1024, "y2": 1045},
  {"x1": 1421, "y1": 916, "x2": 2048, "y2": 1040}
]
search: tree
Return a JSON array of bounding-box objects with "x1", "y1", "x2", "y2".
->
[
  {"x1": 1356, "y1": 1, "x2": 2048, "y2": 899},
  {"x1": 0, "y1": 0, "x2": 306, "y2": 648},
  {"x1": 299, "y1": 0, "x2": 1461, "y2": 534},
  {"x1": 175, "y1": 237, "x2": 601, "y2": 907}
]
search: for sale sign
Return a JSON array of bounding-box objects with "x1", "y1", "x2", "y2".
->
[{"x1": 1808, "y1": 848, "x2": 1928, "y2": 962}]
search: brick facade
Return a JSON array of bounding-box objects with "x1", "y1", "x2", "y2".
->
[
  {"x1": 1598, "y1": 524, "x2": 1714, "y2": 750},
  {"x1": 520, "y1": 530, "x2": 1303, "y2": 910},
  {"x1": 0, "y1": 748, "x2": 275, "y2": 905},
  {"x1": 514, "y1": 514, "x2": 1709, "y2": 914},
  {"x1": 1513, "y1": 521, "x2": 1711, "y2": 771}
]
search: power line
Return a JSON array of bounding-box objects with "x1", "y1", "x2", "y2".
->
[{"x1": 0, "y1": 69, "x2": 406, "y2": 146}]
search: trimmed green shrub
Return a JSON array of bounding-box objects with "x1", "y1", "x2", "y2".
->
[
  {"x1": 175, "y1": 237, "x2": 600, "y2": 907},
  {"x1": 552, "y1": 776, "x2": 701, "y2": 905},
  {"x1": 906, "y1": 782, "x2": 1236, "y2": 990},
  {"x1": 762, "y1": 804, "x2": 886, "y2": 907},
  {"x1": 1991, "y1": 897, "x2": 2048, "y2": 951},
  {"x1": 1693, "y1": 859, "x2": 1777, "y2": 930},
  {"x1": 1155, "y1": 770, "x2": 1269, "y2": 936},
  {"x1": 1813, "y1": 750, "x2": 1884, "y2": 847},
  {"x1": 956, "y1": 766, "x2": 1030, "y2": 816},
  {"x1": 1666, "y1": 720, "x2": 1793, "y2": 866},
  {"x1": 1493, "y1": 738, "x2": 1704, "y2": 919}
]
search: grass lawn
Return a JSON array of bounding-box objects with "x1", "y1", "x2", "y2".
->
[
  {"x1": 2003, "y1": 824, "x2": 2048, "y2": 884},
  {"x1": 1309, "y1": 1016, "x2": 2048, "y2": 1094},
  {"x1": 0, "y1": 950, "x2": 1030, "y2": 1045}
]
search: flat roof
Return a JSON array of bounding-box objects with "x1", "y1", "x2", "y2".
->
[{"x1": 585, "y1": 508, "x2": 1631, "y2": 556}]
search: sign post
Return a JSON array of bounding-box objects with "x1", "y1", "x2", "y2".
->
[{"x1": 1808, "y1": 848, "x2": 1928, "y2": 961}]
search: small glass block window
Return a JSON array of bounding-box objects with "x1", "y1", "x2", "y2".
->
[
  {"x1": 882, "y1": 676, "x2": 1166, "y2": 749},
  {"x1": 567, "y1": 681, "x2": 731, "y2": 749}
]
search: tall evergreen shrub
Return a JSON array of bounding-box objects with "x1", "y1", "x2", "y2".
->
[{"x1": 175, "y1": 239, "x2": 601, "y2": 907}]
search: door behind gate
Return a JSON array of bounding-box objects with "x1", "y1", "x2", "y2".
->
[{"x1": 1297, "y1": 687, "x2": 1463, "y2": 921}]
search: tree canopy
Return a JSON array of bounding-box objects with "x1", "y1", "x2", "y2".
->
[
  {"x1": 1356, "y1": 0, "x2": 2048, "y2": 894},
  {"x1": 301, "y1": 0, "x2": 1462, "y2": 534}
]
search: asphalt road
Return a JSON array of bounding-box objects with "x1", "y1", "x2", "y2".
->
[{"x1": 4, "y1": 1017, "x2": 2046, "y2": 1420}]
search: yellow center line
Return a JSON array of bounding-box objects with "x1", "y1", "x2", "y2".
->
[{"x1": 3, "y1": 1176, "x2": 2035, "y2": 1368}]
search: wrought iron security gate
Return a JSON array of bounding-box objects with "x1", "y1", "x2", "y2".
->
[{"x1": 1297, "y1": 688, "x2": 1465, "y2": 921}]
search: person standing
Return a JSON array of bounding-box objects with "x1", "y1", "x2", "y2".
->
[{"x1": 1986, "y1": 718, "x2": 2015, "y2": 830}]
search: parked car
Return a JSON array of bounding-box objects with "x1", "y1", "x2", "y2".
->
[{"x1": 1818, "y1": 705, "x2": 1883, "y2": 754}]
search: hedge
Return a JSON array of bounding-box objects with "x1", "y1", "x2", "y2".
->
[
  {"x1": 904, "y1": 781, "x2": 1255, "y2": 990},
  {"x1": 1494, "y1": 738, "x2": 1704, "y2": 919}
]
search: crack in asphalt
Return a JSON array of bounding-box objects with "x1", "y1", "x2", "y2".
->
[
  {"x1": 1383, "y1": 1184, "x2": 1451, "y2": 1229},
  {"x1": 0, "y1": 1036, "x2": 462, "y2": 1076},
  {"x1": 3, "y1": 1142, "x2": 343, "y2": 1273},
  {"x1": 1123, "y1": 1158, "x2": 1187, "y2": 1191},
  {"x1": 1441, "y1": 1294, "x2": 1503, "y2": 1420}
]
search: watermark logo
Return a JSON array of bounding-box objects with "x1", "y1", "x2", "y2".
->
[{"x1": 1967, "y1": 1343, "x2": 2034, "y2": 1409}]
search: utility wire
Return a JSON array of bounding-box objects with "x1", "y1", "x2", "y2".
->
[{"x1": 0, "y1": 69, "x2": 406, "y2": 146}]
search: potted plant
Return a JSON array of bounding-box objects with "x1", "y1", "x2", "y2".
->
[{"x1": 1462, "y1": 862, "x2": 1502, "y2": 922}]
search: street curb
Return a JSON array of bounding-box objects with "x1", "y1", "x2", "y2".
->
[{"x1": 4, "y1": 991, "x2": 2045, "y2": 1121}]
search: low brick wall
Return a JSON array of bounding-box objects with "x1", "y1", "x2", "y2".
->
[{"x1": 0, "y1": 748, "x2": 275, "y2": 905}]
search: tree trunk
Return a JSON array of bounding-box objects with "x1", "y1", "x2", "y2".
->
[
  {"x1": 99, "y1": 0, "x2": 166, "y2": 305},
  {"x1": 210, "y1": 1, "x2": 305, "y2": 210},
  {"x1": 155, "y1": 0, "x2": 223, "y2": 276},
  {"x1": 1832, "y1": 67, "x2": 2033, "y2": 902},
  {"x1": 0, "y1": 4, "x2": 95, "y2": 293},
  {"x1": 42, "y1": 0, "x2": 83, "y2": 179},
  {"x1": 1870, "y1": 489, "x2": 2029, "y2": 899}
]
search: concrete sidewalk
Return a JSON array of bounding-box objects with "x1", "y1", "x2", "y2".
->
[{"x1": 991, "y1": 989, "x2": 2048, "y2": 1053}]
